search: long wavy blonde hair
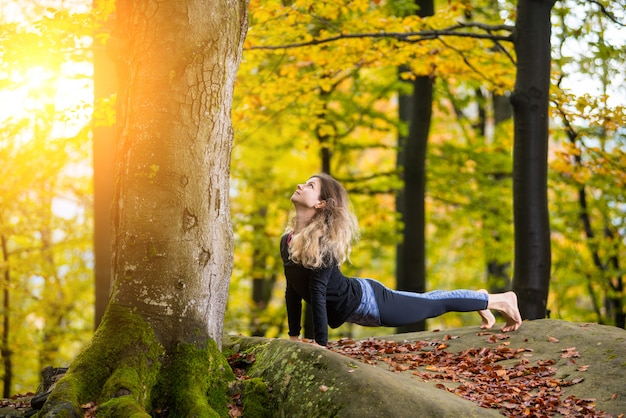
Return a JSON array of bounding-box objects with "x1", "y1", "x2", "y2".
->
[{"x1": 288, "y1": 173, "x2": 360, "y2": 269}]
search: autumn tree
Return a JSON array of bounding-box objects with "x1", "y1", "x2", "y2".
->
[
  {"x1": 39, "y1": 0, "x2": 248, "y2": 416},
  {"x1": 0, "y1": 5, "x2": 94, "y2": 395},
  {"x1": 395, "y1": 0, "x2": 433, "y2": 333},
  {"x1": 549, "y1": 1, "x2": 626, "y2": 327}
]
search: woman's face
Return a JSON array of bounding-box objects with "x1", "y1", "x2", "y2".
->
[{"x1": 291, "y1": 177, "x2": 323, "y2": 209}]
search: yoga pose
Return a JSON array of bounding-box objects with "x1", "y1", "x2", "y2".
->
[{"x1": 281, "y1": 173, "x2": 522, "y2": 346}]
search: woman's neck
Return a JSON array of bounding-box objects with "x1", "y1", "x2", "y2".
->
[{"x1": 293, "y1": 207, "x2": 316, "y2": 233}]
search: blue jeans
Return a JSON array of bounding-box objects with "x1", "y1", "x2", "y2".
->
[
  {"x1": 345, "y1": 278, "x2": 381, "y2": 326},
  {"x1": 346, "y1": 279, "x2": 488, "y2": 328}
]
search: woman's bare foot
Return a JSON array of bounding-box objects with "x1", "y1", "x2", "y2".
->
[
  {"x1": 487, "y1": 291, "x2": 522, "y2": 332},
  {"x1": 477, "y1": 289, "x2": 496, "y2": 329}
]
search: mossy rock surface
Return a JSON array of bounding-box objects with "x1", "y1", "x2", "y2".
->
[
  {"x1": 225, "y1": 319, "x2": 626, "y2": 417},
  {"x1": 226, "y1": 340, "x2": 501, "y2": 417}
]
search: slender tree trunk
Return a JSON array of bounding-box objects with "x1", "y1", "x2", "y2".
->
[
  {"x1": 484, "y1": 91, "x2": 513, "y2": 292},
  {"x1": 395, "y1": 0, "x2": 433, "y2": 333},
  {"x1": 511, "y1": 0, "x2": 555, "y2": 319},
  {"x1": 92, "y1": 0, "x2": 117, "y2": 329},
  {"x1": 39, "y1": 224, "x2": 63, "y2": 371},
  {"x1": 250, "y1": 206, "x2": 278, "y2": 336},
  {"x1": 1, "y1": 235, "x2": 11, "y2": 398},
  {"x1": 577, "y1": 176, "x2": 624, "y2": 327}
]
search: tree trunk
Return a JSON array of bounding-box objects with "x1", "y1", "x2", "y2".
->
[
  {"x1": 107, "y1": 0, "x2": 245, "y2": 348},
  {"x1": 511, "y1": 0, "x2": 555, "y2": 320},
  {"x1": 250, "y1": 206, "x2": 279, "y2": 336},
  {"x1": 38, "y1": 1, "x2": 248, "y2": 416},
  {"x1": 92, "y1": 0, "x2": 117, "y2": 329},
  {"x1": 395, "y1": 0, "x2": 434, "y2": 333},
  {"x1": 1, "y1": 235, "x2": 12, "y2": 398},
  {"x1": 483, "y1": 91, "x2": 513, "y2": 292}
]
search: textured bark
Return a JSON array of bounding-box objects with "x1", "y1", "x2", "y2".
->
[
  {"x1": 108, "y1": 0, "x2": 247, "y2": 348},
  {"x1": 511, "y1": 0, "x2": 555, "y2": 320},
  {"x1": 395, "y1": 0, "x2": 434, "y2": 333},
  {"x1": 36, "y1": 1, "x2": 248, "y2": 416}
]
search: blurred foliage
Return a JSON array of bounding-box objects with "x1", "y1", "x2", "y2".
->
[{"x1": 0, "y1": 1, "x2": 95, "y2": 394}]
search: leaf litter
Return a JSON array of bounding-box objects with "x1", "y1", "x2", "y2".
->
[
  {"x1": 225, "y1": 332, "x2": 620, "y2": 418},
  {"x1": 327, "y1": 333, "x2": 615, "y2": 418}
]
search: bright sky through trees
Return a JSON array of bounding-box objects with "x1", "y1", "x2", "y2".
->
[
  {"x1": 1, "y1": 0, "x2": 94, "y2": 227},
  {"x1": 554, "y1": 6, "x2": 626, "y2": 108},
  {"x1": 0, "y1": 0, "x2": 93, "y2": 139}
]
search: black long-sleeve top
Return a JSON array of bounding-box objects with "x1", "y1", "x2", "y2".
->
[{"x1": 280, "y1": 233, "x2": 362, "y2": 346}]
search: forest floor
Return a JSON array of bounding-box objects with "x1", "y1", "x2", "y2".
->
[
  {"x1": 227, "y1": 319, "x2": 626, "y2": 417},
  {"x1": 2, "y1": 319, "x2": 625, "y2": 417},
  {"x1": 324, "y1": 319, "x2": 626, "y2": 417},
  {"x1": 0, "y1": 393, "x2": 32, "y2": 417}
]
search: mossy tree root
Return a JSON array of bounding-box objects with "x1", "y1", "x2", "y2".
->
[
  {"x1": 36, "y1": 304, "x2": 235, "y2": 418},
  {"x1": 152, "y1": 340, "x2": 236, "y2": 417}
]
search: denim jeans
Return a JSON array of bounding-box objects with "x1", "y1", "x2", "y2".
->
[{"x1": 345, "y1": 278, "x2": 381, "y2": 326}]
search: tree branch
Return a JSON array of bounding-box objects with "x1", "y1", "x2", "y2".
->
[
  {"x1": 588, "y1": 0, "x2": 626, "y2": 26},
  {"x1": 247, "y1": 22, "x2": 514, "y2": 51}
]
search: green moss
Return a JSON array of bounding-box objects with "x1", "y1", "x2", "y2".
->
[
  {"x1": 37, "y1": 303, "x2": 164, "y2": 416},
  {"x1": 238, "y1": 342, "x2": 344, "y2": 417},
  {"x1": 36, "y1": 377, "x2": 83, "y2": 417},
  {"x1": 100, "y1": 367, "x2": 142, "y2": 402},
  {"x1": 40, "y1": 306, "x2": 242, "y2": 417},
  {"x1": 93, "y1": 396, "x2": 150, "y2": 418},
  {"x1": 242, "y1": 378, "x2": 272, "y2": 418},
  {"x1": 152, "y1": 339, "x2": 235, "y2": 417}
]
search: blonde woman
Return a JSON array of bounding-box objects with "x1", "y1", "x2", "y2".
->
[{"x1": 281, "y1": 173, "x2": 522, "y2": 347}]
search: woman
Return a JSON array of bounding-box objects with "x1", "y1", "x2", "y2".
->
[{"x1": 281, "y1": 173, "x2": 522, "y2": 347}]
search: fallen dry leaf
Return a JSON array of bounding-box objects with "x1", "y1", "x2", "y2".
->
[{"x1": 561, "y1": 347, "x2": 580, "y2": 359}]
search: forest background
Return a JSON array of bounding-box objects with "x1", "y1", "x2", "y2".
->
[{"x1": 0, "y1": 0, "x2": 624, "y2": 396}]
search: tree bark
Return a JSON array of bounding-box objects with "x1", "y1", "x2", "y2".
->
[
  {"x1": 511, "y1": 0, "x2": 555, "y2": 320},
  {"x1": 395, "y1": 0, "x2": 434, "y2": 333},
  {"x1": 1, "y1": 235, "x2": 12, "y2": 398},
  {"x1": 38, "y1": 1, "x2": 248, "y2": 416},
  {"x1": 108, "y1": 0, "x2": 246, "y2": 348}
]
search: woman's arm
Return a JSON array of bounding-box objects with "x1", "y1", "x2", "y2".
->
[
  {"x1": 309, "y1": 267, "x2": 332, "y2": 346},
  {"x1": 285, "y1": 283, "x2": 302, "y2": 338}
]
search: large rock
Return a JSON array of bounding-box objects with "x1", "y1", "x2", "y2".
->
[{"x1": 225, "y1": 319, "x2": 626, "y2": 417}]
